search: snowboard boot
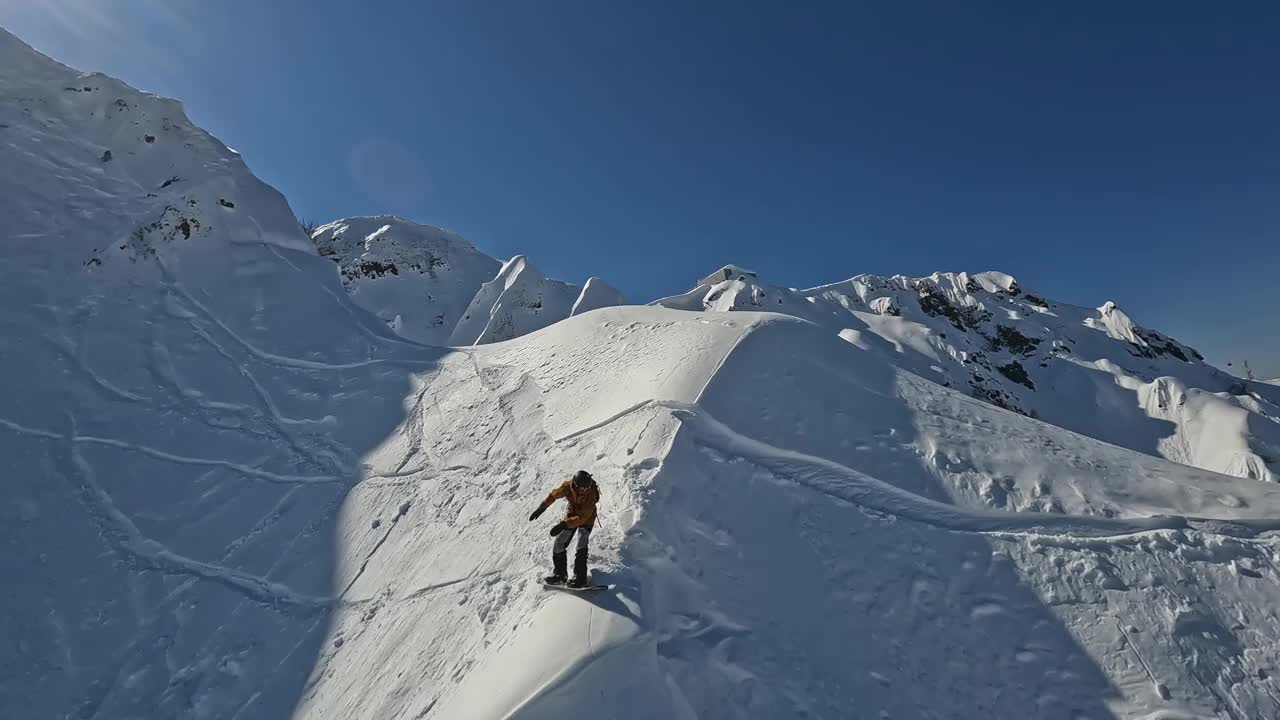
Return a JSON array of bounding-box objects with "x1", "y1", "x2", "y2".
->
[
  {"x1": 544, "y1": 551, "x2": 568, "y2": 585},
  {"x1": 568, "y1": 548, "x2": 589, "y2": 588}
]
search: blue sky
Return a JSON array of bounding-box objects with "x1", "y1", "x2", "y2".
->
[{"x1": 3, "y1": 1, "x2": 1278, "y2": 375}]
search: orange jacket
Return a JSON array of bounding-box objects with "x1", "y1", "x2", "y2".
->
[{"x1": 538, "y1": 479, "x2": 600, "y2": 529}]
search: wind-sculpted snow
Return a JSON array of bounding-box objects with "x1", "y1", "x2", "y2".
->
[
  {"x1": 656, "y1": 265, "x2": 1280, "y2": 483},
  {"x1": 570, "y1": 276, "x2": 626, "y2": 317},
  {"x1": 310, "y1": 309, "x2": 1280, "y2": 719},
  {"x1": 314, "y1": 218, "x2": 624, "y2": 347},
  {"x1": 7, "y1": 25, "x2": 1280, "y2": 720},
  {"x1": 625, "y1": 315, "x2": 1280, "y2": 719},
  {"x1": 448, "y1": 255, "x2": 581, "y2": 345},
  {"x1": 0, "y1": 28, "x2": 427, "y2": 718},
  {"x1": 310, "y1": 217, "x2": 501, "y2": 345}
]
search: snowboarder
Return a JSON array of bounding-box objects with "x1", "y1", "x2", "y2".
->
[{"x1": 529, "y1": 470, "x2": 600, "y2": 588}]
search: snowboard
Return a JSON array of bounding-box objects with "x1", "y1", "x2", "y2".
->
[{"x1": 542, "y1": 581, "x2": 610, "y2": 592}]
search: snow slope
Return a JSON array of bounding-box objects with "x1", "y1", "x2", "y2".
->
[
  {"x1": 310, "y1": 217, "x2": 501, "y2": 345},
  {"x1": 0, "y1": 27, "x2": 436, "y2": 718},
  {"x1": 570, "y1": 276, "x2": 626, "y2": 317},
  {"x1": 0, "y1": 30, "x2": 310, "y2": 268},
  {"x1": 8, "y1": 25, "x2": 1280, "y2": 720},
  {"x1": 304, "y1": 310, "x2": 1280, "y2": 720},
  {"x1": 313, "y1": 218, "x2": 624, "y2": 347},
  {"x1": 657, "y1": 266, "x2": 1280, "y2": 483},
  {"x1": 447, "y1": 255, "x2": 583, "y2": 346}
]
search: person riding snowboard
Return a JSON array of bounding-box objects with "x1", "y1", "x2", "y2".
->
[{"x1": 529, "y1": 470, "x2": 600, "y2": 587}]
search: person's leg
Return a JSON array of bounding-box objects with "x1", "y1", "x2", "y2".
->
[
  {"x1": 547, "y1": 527, "x2": 575, "y2": 583},
  {"x1": 570, "y1": 526, "x2": 592, "y2": 585}
]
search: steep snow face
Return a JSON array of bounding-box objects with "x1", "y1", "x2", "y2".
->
[
  {"x1": 655, "y1": 267, "x2": 1280, "y2": 482},
  {"x1": 296, "y1": 307, "x2": 1280, "y2": 720},
  {"x1": 310, "y1": 217, "x2": 501, "y2": 344},
  {"x1": 1, "y1": 27, "x2": 437, "y2": 720},
  {"x1": 299, "y1": 307, "x2": 757, "y2": 719},
  {"x1": 447, "y1": 255, "x2": 582, "y2": 346},
  {"x1": 11, "y1": 26, "x2": 1280, "y2": 720},
  {"x1": 569, "y1": 276, "x2": 625, "y2": 317},
  {"x1": 0, "y1": 29, "x2": 310, "y2": 267},
  {"x1": 629, "y1": 318, "x2": 1280, "y2": 720},
  {"x1": 314, "y1": 217, "x2": 623, "y2": 346}
]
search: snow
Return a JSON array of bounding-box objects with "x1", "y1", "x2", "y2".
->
[
  {"x1": 309, "y1": 217, "x2": 501, "y2": 345},
  {"x1": 313, "y1": 218, "x2": 622, "y2": 347},
  {"x1": 0, "y1": 30, "x2": 310, "y2": 264},
  {"x1": 655, "y1": 267, "x2": 1280, "y2": 484},
  {"x1": 313, "y1": 218, "x2": 623, "y2": 347},
  {"x1": 7, "y1": 24, "x2": 1280, "y2": 720},
  {"x1": 447, "y1": 255, "x2": 582, "y2": 346},
  {"x1": 569, "y1": 276, "x2": 625, "y2": 317}
]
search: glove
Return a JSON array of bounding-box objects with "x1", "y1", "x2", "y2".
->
[
  {"x1": 529, "y1": 506, "x2": 545, "y2": 522},
  {"x1": 549, "y1": 521, "x2": 567, "y2": 537}
]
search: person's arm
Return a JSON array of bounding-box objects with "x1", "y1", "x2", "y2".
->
[{"x1": 529, "y1": 482, "x2": 568, "y2": 520}]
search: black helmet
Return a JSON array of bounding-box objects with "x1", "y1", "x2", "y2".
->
[{"x1": 572, "y1": 470, "x2": 593, "y2": 488}]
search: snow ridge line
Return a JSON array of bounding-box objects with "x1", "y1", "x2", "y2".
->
[
  {"x1": 51, "y1": 414, "x2": 330, "y2": 615},
  {"x1": 545, "y1": 399, "x2": 1280, "y2": 540},
  {"x1": 0, "y1": 415, "x2": 344, "y2": 484},
  {"x1": 553, "y1": 316, "x2": 771, "y2": 444},
  {"x1": 670, "y1": 403, "x2": 1280, "y2": 540},
  {"x1": 692, "y1": 316, "x2": 765, "y2": 404}
]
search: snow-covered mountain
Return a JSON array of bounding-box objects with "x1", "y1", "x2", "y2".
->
[
  {"x1": 657, "y1": 265, "x2": 1280, "y2": 483},
  {"x1": 570, "y1": 276, "x2": 627, "y2": 317},
  {"x1": 8, "y1": 25, "x2": 1280, "y2": 720},
  {"x1": 1, "y1": 26, "x2": 426, "y2": 719},
  {"x1": 0, "y1": 37, "x2": 309, "y2": 272},
  {"x1": 447, "y1": 255, "x2": 583, "y2": 346},
  {"x1": 310, "y1": 217, "x2": 502, "y2": 345},
  {"x1": 311, "y1": 217, "x2": 624, "y2": 346}
]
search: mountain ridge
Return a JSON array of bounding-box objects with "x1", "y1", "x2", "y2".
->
[
  {"x1": 308, "y1": 213, "x2": 1280, "y2": 484},
  {"x1": 310, "y1": 216, "x2": 626, "y2": 347},
  {"x1": 6, "y1": 24, "x2": 1280, "y2": 720}
]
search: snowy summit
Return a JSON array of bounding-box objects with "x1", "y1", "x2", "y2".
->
[
  {"x1": 5, "y1": 25, "x2": 1280, "y2": 720},
  {"x1": 311, "y1": 217, "x2": 624, "y2": 346}
]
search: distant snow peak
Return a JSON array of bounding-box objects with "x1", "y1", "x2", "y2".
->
[
  {"x1": 653, "y1": 263, "x2": 800, "y2": 314},
  {"x1": 1092, "y1": 300, "x2": 1145, "y2": 346},
  {"x1": 0, "y1": 28, "x2": 309, "y2": 271},
  {"x1": 312, "y1": 217, "x2": 624, "y2": 347},
  {"x1": 656, "y1": 264, "x2": 1278, "y2": 483},
  {"x1": 571, "y1": 277, "x2": 625, "y2": 317},
  {"x1": 448, "y1": 254, "x2": 580, "y2": 345},
  {"x1": 10, "y1": 25, "x2": 1280, "y2": 719},
  {"x1": 699, "y1": 263, "x2": 758, "y2": 286},
  {"x1": 1091, "y1": 300, "x2": 1198, "y2": 363},
  {"x1": 309, "y1": 216, "x2": 500, "y2": 345}
]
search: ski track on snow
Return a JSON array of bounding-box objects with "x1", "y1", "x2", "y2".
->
[
  {"x1": 265, "y1": 241, "x2": 435, "y2": 352},
  {"x1": 0, "y1": 415, "x2": 344, "y2": 484},
  {"x1": 51, "y1": 415, "x2": 331, "y2": 614},
  {"x1": 157, "y1": 257, "x2": 434, "y2": 373}
]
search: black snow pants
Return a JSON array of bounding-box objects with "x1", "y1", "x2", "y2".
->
[{"x1": 552, "y1": 525, "x2": 592, "y2": 580}]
